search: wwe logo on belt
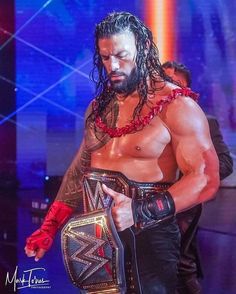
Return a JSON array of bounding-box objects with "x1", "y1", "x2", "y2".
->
[
  {"x1": 68, "y1": 229, "x2": 109, "y2": 282},
  {"x1": 84, "y1": 179, "x2": 112, "y2": 211}
]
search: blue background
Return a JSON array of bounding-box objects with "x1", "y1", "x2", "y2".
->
[
  {"x1": 7, "y1": 0, "x2": 235, "y2": 188},
  {"x1": 0, "y1": 1, "x2": 236, "y2": 293}
]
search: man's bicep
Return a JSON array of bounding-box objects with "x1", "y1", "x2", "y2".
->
[
  {"x1": 172, "y1": 121, "x2": 219, "y2": 184},
  {"x1": 55, "y1": 139, "x2": 88, "y2": 207},
  {"x1": 173, "y1": 134, "x2": 211, "y2": 176},
  {"x1": 69, "y1": 139, "x2": 86, "y2": 169},
  {"x1": 171, "y1": 115, "x2": 215, "y2": 176},
  {"x1": 166, "y1": 97, "x2": 215, "y2": 175}
]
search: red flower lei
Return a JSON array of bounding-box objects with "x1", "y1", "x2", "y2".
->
[{"x1": 94, "y1": 88, "x2": 199, "y2": 138}]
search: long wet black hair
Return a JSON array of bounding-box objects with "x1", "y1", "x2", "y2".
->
[{"x1": 90, "y1": 11, "x2": 168, "y2": 120}]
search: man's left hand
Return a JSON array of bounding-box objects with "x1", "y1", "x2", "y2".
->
[{"x1": 102, "y1": 184, "x2": 134, "y2": 231}]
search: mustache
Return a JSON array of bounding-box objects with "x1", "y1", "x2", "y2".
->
[{"x1": 107, "y1": 71, "x2": 126, "y2": 78}]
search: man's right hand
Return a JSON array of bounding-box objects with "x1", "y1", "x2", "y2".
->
[
  {"x1": 25, "y1": 229, "x2": 53, "y2": 261},
  {"x1": 24, "y1": 201, "x2": 74, "y2": 261}
]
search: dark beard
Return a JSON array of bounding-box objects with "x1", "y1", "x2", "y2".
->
[{"x1": 109, "y1": 68, "x2": 139, "y2": 96}]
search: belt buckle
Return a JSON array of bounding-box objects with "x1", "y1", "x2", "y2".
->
[{"x1": 61, "y1": 208, "x2": 126, "y2": 293}]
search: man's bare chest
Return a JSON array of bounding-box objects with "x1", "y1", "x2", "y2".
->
[{"x1": 94, "y1": 116, "x2": 171, "y2": 160}]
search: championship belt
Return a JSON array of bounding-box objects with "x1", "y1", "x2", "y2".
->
[{"x1": 61, "y1": 170, "x2": 130, "y2": 293}]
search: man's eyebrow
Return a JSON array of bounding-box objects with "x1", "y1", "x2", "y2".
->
[
  {"x1": 116, "y1": 50, "x2": 128, "y2": 55},
  {"x1": 100, "y1": 50, "x2": 128, "y2": 56}
]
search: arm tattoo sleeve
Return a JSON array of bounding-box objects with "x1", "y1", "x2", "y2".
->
[{"x1": 55, "y1": 149, "x2": 91, "y2": 209}]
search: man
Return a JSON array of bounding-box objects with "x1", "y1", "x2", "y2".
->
[
  {"x1": 162, "y1": 61, "x2": 233, "y2": 293},
  {"x1": 25, "y1": 12, "x2": 219, "y2": 293}
]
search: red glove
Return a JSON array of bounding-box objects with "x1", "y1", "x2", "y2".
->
[{"x1": 26, "y1": 201, "x2": 73, "y2": 252}]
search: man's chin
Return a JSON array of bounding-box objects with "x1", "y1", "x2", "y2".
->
[
  {"x1": 110, "y1": 82, "x2": 126, "y2": 93},
  {"x1": 110, "y1": 77, "x2": 138, "y2": 94}
]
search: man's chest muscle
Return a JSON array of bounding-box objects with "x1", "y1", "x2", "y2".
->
[{"x1": 93, "y1": 117, "x2": 171, "y2": 160}]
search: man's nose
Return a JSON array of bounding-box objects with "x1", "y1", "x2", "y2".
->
[{"x1": 110, "y1": 56, "x2": 119, "y2": 72}]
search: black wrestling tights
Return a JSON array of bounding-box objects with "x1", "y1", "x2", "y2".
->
[{"x1": 121, "y1": 218, "x2": 180, "y2": 294}]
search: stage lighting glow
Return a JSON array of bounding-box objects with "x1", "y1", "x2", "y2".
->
[{"x1": 144, "y1": 0, "x2": 176, "y2": 63}]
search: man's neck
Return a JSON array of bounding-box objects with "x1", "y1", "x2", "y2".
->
[{"x1": 115, "y1": 90, "x2": 139, "y2": 102}]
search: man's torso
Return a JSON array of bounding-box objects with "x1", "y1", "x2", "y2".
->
[{"x1": 88, "y1": 84, "x2": 180, "y2": 183}]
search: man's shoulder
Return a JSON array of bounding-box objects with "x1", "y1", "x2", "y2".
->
[
  {"x1": 154, "y1": 83, "x2": 198, "y2": 103},
  {"x1": 158, "y1": 87, "x2": 207, "y2": 135},
  {"x1": 154, "y1": 84, "x2": 199, "y2": 114}
]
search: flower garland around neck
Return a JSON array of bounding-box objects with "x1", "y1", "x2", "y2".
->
[{"x1": 93, "y1": 88, "x2": 199, "y2": 138}]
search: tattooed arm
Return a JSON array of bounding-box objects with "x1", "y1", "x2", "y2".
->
[
  {"x1": 55, "y1": 140, "x2": 91, "y2": 209},
  {"x1": 24, "y1": 140, "x2": 91, "y2": 261},
  {"x1": 24, "y1": 103, "x2": 95, "y2": 261},
  {"x1": 24, "y1": 97, "x2": 118, "y2": 260}
]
